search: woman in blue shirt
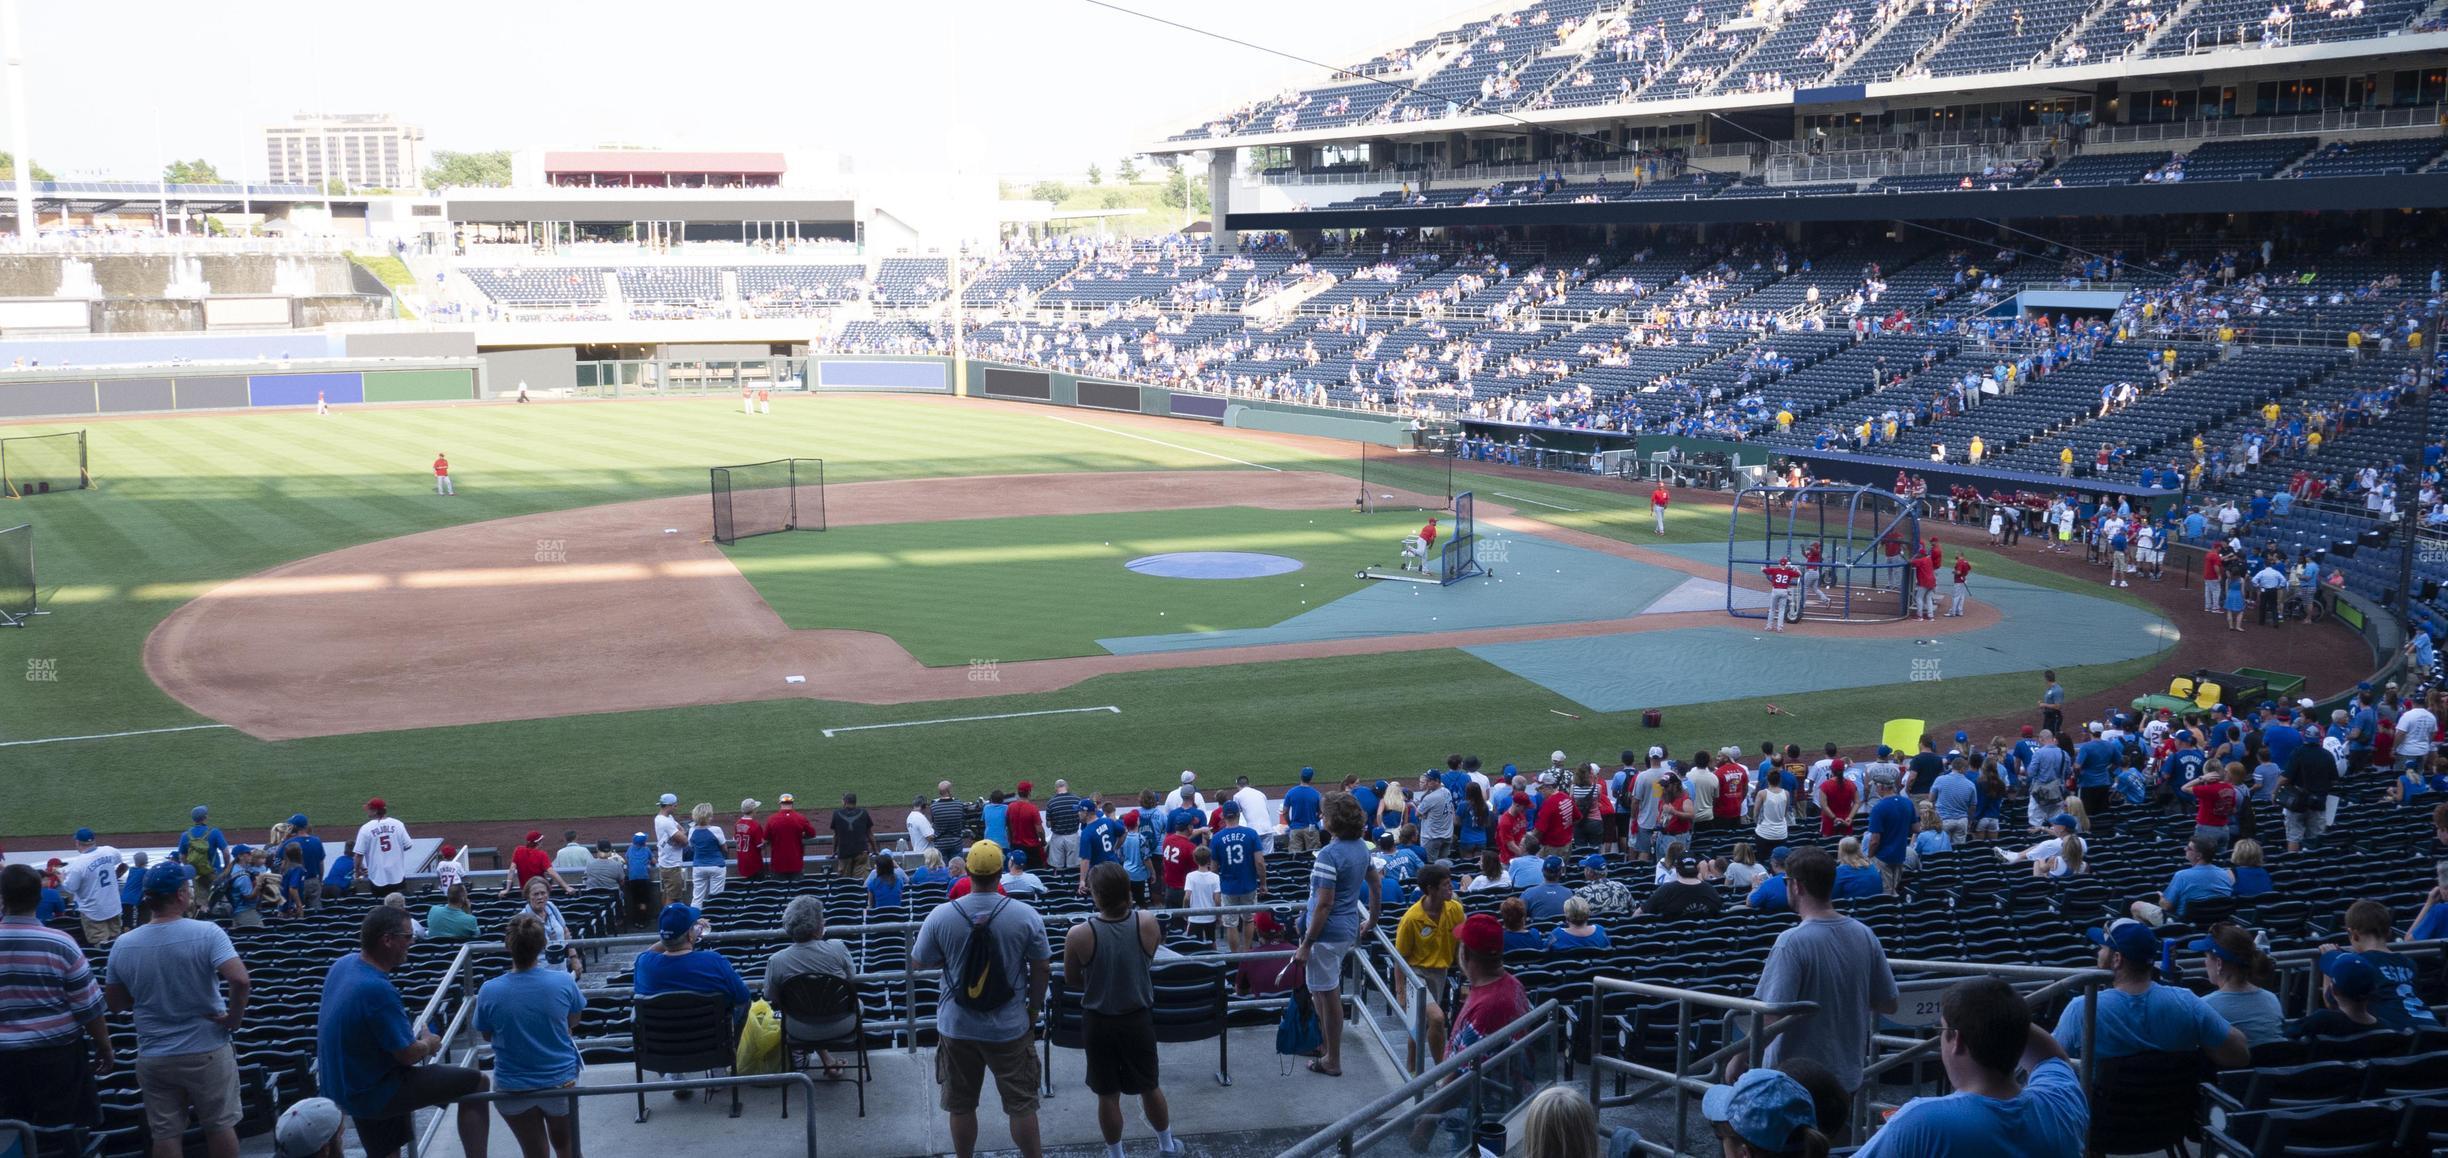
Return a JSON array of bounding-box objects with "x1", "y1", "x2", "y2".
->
[
  {"x1": 475, "y1": 916, "x2": 588, "y2": 1152},
  {"x1": 864, "y1": 856, "x2": 905, "y2": 910},
  {"x1": 517, "y1": 876, "x2": 576, "y2": 977},
  {"x1": 686, "y1": 804, "x2": 727, "y2": 906},
  {"x1": 981, "y1": 790, "x2": 1010, "y2": 849},
  {"x1": 906, "y1": 848, "x2": 951, "y2": 887},
  {"x1": 2227, "y1": 839, "x2": 2273, "y2": 898},
  {"x1": 1912, "y1": 802, "x2": 1953, "y2": 859},
  {"x1": 1833, "y1": 839, "x2": 1885, "y2": 899},
  {"x1": 1498, "y1": 897, "x2": 1549, "y2": 953},
  {"x1": 1455, "y1": 782, "x2": 1490, "y2": 858},
  {"x1": 1547, "y1": 897, "x2": 1610, "y2": 952}
]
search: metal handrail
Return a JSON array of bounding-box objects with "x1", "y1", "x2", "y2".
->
[
  {"x1": 0, "y1": 1120, "x2": 35, "y2": 1158},
  {"x1": 1278, "y1": 999, "x2": 1565, "y2": 1158},
  {"x1": 1584, "y1": 976, "x2": 1822, "y2": 1156},
  {"x1": 407, "y1": 1074, "x2": 823, "y2": 1158}
]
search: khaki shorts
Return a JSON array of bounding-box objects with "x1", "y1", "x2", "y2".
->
[
  {"x1": 1219, "y1": 893, "x2": 1256, "y2": 928},
  {"x1": 81, "y1": 915, "x2": 123, "y2": 946},
  {"x1": 1287, "y1": 828, "x2": 1322, "y2": 855},
  {"x1": 136, "y1": 1046, "x2": 241, "y2": 1137},
  {"x1": 936, "y1": 1034, "x2": 1041, "y2": 1117}
]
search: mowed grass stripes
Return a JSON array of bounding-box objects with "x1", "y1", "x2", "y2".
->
[{"x1": 0, "y1": 396, "x2": 2164, "y2": 836}]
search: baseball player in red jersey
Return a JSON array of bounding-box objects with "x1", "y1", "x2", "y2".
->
[
  {"x1": 1650, "y1": 484, "x2": 1670, "y2": 535},
  {"x1": 1802, "y1": 540, "x2": 1827, "y2": 603},
  {"x1": 1402, "y1": 518, "x2": 1441, "y2": 572},
  {"x1": 432, "y1": 453, "x2": 454, "y2": 496},
  {"x1": 1911, "y1": 547, "x2": 1940, "y2": 621},
  {"x1": 1949, "y1": 553, "x2": 1973, "y2": 617},
  {"x1": 1763, "y1": 556, "x2": 1802, "y2": 631}
]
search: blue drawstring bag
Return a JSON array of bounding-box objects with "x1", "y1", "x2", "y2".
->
[{"x1": 1276, "y1": 985, "x2": 1322, "y2": 1073}]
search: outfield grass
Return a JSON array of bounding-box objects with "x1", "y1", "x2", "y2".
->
[
  {"x1": 0, "y1": 396, "x2": 2169, "y2": 837},
  {"x1": 724, "y1": 505, "x2": 1427, "y2": 664}
]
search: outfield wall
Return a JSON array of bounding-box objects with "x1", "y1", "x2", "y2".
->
[{"x1": 0, "y1": 359, "x2": 485, "y2": 420}]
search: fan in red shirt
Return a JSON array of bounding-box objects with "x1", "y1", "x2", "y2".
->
[
  {"x1": 949, "y1": 874, "x2": 1008, "y2": 899},
  {"x1": 1160, "y1": 827, "x2": 1198, "y2": 905},
  {"x1": 508, "y1": 831, "x2": 566, "y2": 893},
  {"x1": 1534, "y1": 789, "x2": 1578, "y2": 850},
  {"x1": 1817, "y1": 764, "x2": 1859, "y2": 836},
  {"x1": 1713, "y1": 754, "x2": 1749, "y2": 823},
  {"x1": 733, "y1": 800, "x2": 766, "y2": 880},
  {"x1": 2185, "y1": 766, "x2": 2239, "y2": 833},
  {"x1": 762, "y1": 795, "x2": 816, "y2": 877},
  {"x1": 1495, "y1": 799, "x2": 1532, "y2": 860},
  {"x1": 1006, "y1": 781, "x2": 1045, "y2": 870}
]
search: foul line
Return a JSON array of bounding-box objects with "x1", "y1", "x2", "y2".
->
[
  {"x1": 1492, "y1": 491, "x2": 1582, "y2": 512},
  {"x1": 0, "y1": 723, "x2": 237, "y2": 749},
  {"x1": 821, "y1": 705, "x2": 1121, "y2": 738},
  {"x1": 1037, "y1": 414, "x2": 1284, "y2": 472}
]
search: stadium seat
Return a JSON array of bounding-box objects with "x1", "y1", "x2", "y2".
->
[
  {"x1": 2091, "y1": 1049, "x2": 2210, "y2": 1155},
  {"x1": 631, "y1": 991, "x2": 747, "y2": 1120},
  {"x1": 775, "y1": 972, "x2": 868, "y2": 1117}
]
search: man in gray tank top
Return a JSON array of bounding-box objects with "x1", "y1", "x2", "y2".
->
[{"x1": 1061, "y1": 864, "x2": 1180, "y2": 1156}]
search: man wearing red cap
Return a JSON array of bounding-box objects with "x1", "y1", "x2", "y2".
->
[
  {"x1": 352, "y1": 799, "x2": 412, "y2": 895},
  {"x1": 1650, "y1": 483, "x2": 1670, "y2": 535},
  {"x1": 1407, "y1": 912, "x2": 1529, "y2": 1149},
  {"x1": 504, "y1": 831, "x2": 567, "y2": 896},
  {"x1": 1007, "y1": 783, "x2": 1044, "y2": 874}
]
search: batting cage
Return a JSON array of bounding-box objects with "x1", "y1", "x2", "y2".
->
[
  {"x1": 0, "y1": 523, "x2": 39, "y2": 627},
  {"x1": 0, "y1": 430, "x2": 90, "y2": 499},
  {"x1": 1358, "y1": 490, "x2": 1492, "y2": 586},
  {"x1": 1728, "y1": 485, "x2": 1918, "y2": 624},
  {"x1": 710, "y1": 458, "x2": 826, "y2": 544}
]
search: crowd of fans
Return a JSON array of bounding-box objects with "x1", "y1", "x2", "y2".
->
[{"x1": 4, "y1": 654, "x2": 2443, "y2": 1158}]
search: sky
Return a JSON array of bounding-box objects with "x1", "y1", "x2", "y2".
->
[{"x1": 4, "y1": 0, "x2": 1452, "y2": 183}]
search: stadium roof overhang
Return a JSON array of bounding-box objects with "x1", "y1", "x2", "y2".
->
[
  {"x1": 1226, "y1": 172, "x2": 2448, "y2": 231},
  {"x1": 1151, "y1": 30, "x2": 2448, "y2": 155}
]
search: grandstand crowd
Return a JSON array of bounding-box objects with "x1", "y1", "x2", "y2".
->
[{"x1": 6, "y1": 647, "x2": 2448, "y2": 1158}]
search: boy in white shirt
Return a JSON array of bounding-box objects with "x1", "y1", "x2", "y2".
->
[{"x1": 1184, "y1": 846, "x2": 1223, "y2": 947}]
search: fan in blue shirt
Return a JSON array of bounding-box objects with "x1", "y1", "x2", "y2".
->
[
  {"x1": 632, "y1": 904, "x2": 752, "y2": 1024},
  {"x1": 1212, "y1": 808, "x2": 1262, "y2": 896},
  {"x1": 1078, "y1": 806, "x2": 1125, "y2": 868},
  {"x1": 1856, "y1": 977, "x2": 2089, "y2": 1158},
  {"x1": 2073, "y1": 738, "x2": 2119, "y2": 789}
]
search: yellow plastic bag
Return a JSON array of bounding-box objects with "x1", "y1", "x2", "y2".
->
[{"x1": 735, "y1": 999, "x2": 784, "y2": 1075}]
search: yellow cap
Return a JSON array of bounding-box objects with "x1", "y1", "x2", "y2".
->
[{"x1": 964, "y1": 840, "x2": 1005, "y2": 876}]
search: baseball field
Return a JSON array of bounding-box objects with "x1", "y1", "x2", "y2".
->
[{"x1": 0, "y1": 392, "x2": 2224, "y2": 838}]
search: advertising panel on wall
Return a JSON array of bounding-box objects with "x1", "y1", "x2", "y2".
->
[
  {"x1": 978, "y1": 366, "x2": 1052, "y2": 401},
  {"x1": 1075, "y1": 380, "x2": 1142, "y2": 413}
]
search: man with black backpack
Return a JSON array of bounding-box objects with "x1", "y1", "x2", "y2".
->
[{"x1": 911, "y1": 840, "x2": 1051, "y2": 1158}]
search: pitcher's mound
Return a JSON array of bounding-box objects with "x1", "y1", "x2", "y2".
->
[{"x1": 1125, "y1": 551, "x2": 1304, "y2": 579}]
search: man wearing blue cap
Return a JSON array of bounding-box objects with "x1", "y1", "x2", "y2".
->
[
  {"x1": 2052, "y1": 919, "x2": 2247, "y2": 1066},
  {"x1": 621, "y1": 834, "x2": 658, "y2": 930},
  {"x1": 633, "y1": 904, "x2": 750, "y2": 1031},
  {"x1": 2290, "y1": 951, "x2": 2385, "y2": 1040},
  {"x1": 1282, "y1": 768, "x2": 1323, "y2": 855},
  {"x1": 61, "y1": 829, "x2": 126, "y2": 947},
  {"x1": 105, "y1": 862, "x2": 251, "y2": 1158},
  {"x1": 1746, "y1": 847, "x2": 1793, "y2": 912},
  {"x1": 1702, "y1": 1068, "x2": 1826, "y2": 1156},
  {"x1": 278, "y1": 817, "x2": 326, "y2": 913},
  {"x1": 1520, "y1": 858, "x2": 1574, "y2": 922},
  {"x1": 1853, "y1": 976, "x2": 2086, "y2": 1157},
  {"x1": 173, "y1": 806, "x2": 228, "y2": 886}
]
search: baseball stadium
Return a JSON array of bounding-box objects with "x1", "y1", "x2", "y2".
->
[{"x1": 3, "y1": 0, "x2": 2448, "y2": 1156}]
